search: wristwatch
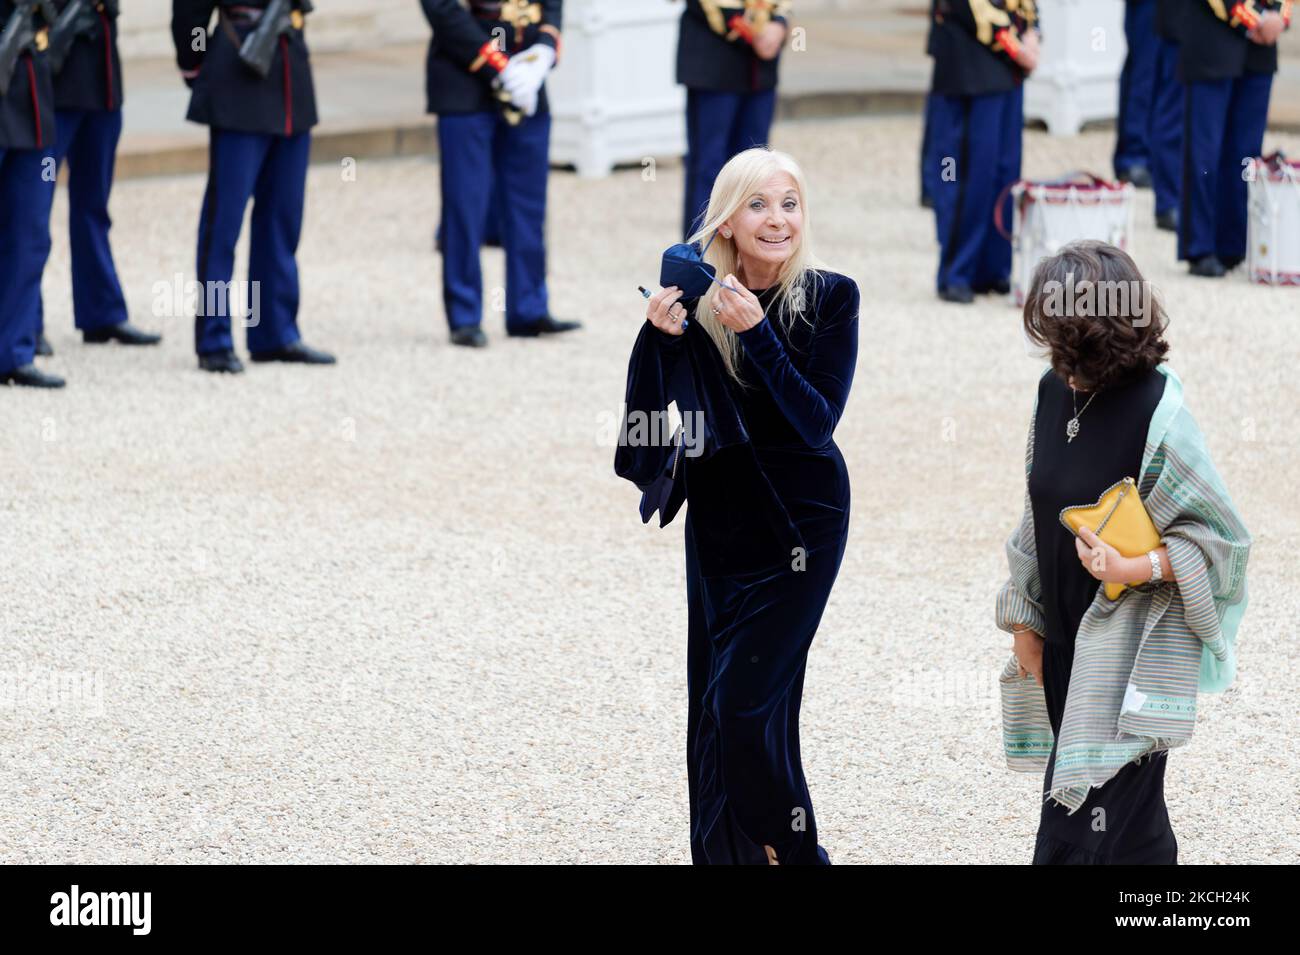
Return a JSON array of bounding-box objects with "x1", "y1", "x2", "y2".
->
[{"x1": 1147, "y1": 549, "x2": 1163, "y2": 584}]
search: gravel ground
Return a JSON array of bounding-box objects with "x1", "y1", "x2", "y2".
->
[{"x1": 2, "y1": 114, "x2": 1297, "y2": 864}]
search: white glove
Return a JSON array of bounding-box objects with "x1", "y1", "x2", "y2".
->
[
  {"x1": 500, "y1": 44, "x2": 556, "y2": 117},
  {"x1": 508, "y1": 82, "x2": 539, "y2": 118}
]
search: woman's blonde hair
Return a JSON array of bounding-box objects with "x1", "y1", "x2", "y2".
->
[{"x1": 687, "y1": 147, "x2": 823, "y2": 382}]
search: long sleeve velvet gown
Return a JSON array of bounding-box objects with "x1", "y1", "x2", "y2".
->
[{"x1": 654, "y1": 270, "x2": 860, "y2": 865}]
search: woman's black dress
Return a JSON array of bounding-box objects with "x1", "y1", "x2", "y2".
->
[
  {"x1": 1027, "y1": 366, "x2": 1177, "y2": 865},
  {"x1": 679, "y1": 271, "x2": 859, "y2": 865}
]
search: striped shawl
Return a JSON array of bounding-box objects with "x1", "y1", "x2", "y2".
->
[{"x1": 994, "y1": 365, "x2": 1251, "y2": 813}]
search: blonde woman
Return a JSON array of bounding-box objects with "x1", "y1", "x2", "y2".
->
[{"x1": 630, "y1": 148, "x2": 860, "y2": 864}]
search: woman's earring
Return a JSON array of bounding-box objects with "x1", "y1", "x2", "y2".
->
[{"x1": 721, "y1": 230, "x2": 732, "y2": 239}]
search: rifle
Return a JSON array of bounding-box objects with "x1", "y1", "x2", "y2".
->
[
  {"x1": 0, "y1": 1, "x2": 57, "y2": 98},
  {"x1": 238, "y1": 0, "x2": 313, "y2": 79},
  {"x1": 45, "y1": 0, "x2": 96, "y2": 74}
]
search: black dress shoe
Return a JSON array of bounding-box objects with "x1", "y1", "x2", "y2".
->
[
  {"x1": 506, "y1": 315, "x2": 583, "y2": 337},
  {"x1": 1118, "y1": 165, "x2": 1153, "y2": 189},
  {"x1": 450, "y1": 325, "x2": 488, "y2": 348},
  {"x1": 83, "y1": 321, "x2": 163, "y2": 345},
  {"x1": 1189, "y1": 255, "x2": 1226, "y2": 278},
  {"x1": 249, "y1": 341, "x2": 336, "y2": 364},
  {"x1": 2, "y1": 363, "x2": 65, "y2": 388},
  {"x1": 198, "y1": 350, "x2": 245, "y2": 373},
  {"x1": 938, "y1": 284, "x2": 974, "y2": 304},
  {"x1": 920, "y1": 193, "x2": 934, "y2": 209},
  {"x1": 974, "y1": 278, "x2": 1011, "y2": 295},
  {"x1": 35, "y1": 333, "x2": 53, "y2": 357},
  {"x1": 1220, "y1": 254, "x2": 1244, "y2": 272},
  {"x1": 1155, "y1": 210, "x2": 1178, "y2": 232}
]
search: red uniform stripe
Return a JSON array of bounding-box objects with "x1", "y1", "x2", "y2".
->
[
  {"x1": 281, "y1": 35, "x2": 291, "y2": 136},
  {"x1": 25, "y1": 54, "x2": 41, "y2": 148},
  {"x1": 996, "y1": 27, "x2": 1022, "y2": 58},
  {"x1": 100, "y1": 9, "x2": 114, "y2": 110},
  {"x1": 727, "y1": 14, "x2": 756, "y2": 43},
  {"x1": 476, "y1": 40, "x2": 508, "y2": 73},
  {"x1": 1231, "y1": 2, "x2": 1261, "y2": 29}
]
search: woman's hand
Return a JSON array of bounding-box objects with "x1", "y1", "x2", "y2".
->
[
  {"x1": 1075, "y1": 525, "x2": 1144, "y2": 583},
  {"x1": 1075, "y1": 527, "x2": 1175, "y2": 585},
  {"x1": 646, "y1": 286, "x2": 688, "y2": 336},
  {"x1": 1013, "y1": 628, "x2": 1044, "y2": 685},
  {"x1": 712, "y1": 275, "x2": 766, "y2": 333}
]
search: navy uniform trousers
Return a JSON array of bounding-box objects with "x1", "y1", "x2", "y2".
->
[
  {"x1": 681, "y1": 88, "x2": 776, "y2": 238},
  {"x1": 0, "y1": 147, "x2": 54, "y2": 376},
  {"x1": 920, "y1": 93, "x2": 937, "y2": 205},
  {"x1": 1149, "y1": 32, "x2": 1183, "y2": 219},
  {"x1": 438, "y1": 108, "x2": 551, "y2": 332},
  {"x1": 1178, "y1": 71, "x2": 1272, "y2": 264},
  {"x1": 195, "y1": 128, "x2": 310, "y2": 356},
  {"x1": 1114, "y1": 0, "x2": 1157, "y2": 178},
  {"x1": 39, "y1": 108, "x2": 128, "y2": 334},
  {"x1": 1115, "y1": 0, "x2": 1183, "y2": 218},
  {"x1": 920, "y1": 92, "x2": 944, "y2": 242},
  {"x1": 928, "y1": 85, "x2": 1023, "y2": 293}
]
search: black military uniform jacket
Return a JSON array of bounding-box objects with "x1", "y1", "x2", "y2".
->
[
  {"x1": 171, "y1": 0, "x2": 317, "y2": 136},
  {"x1": 0, "y1": 0, "x2": 56, "y2": 149},
  {"x1": 1177, "y1": 0, "x2": 1291, "y2": 82},
  {"x1": 51, "y1": 0, "x2": 123, "y2": 112},
  {"x1": 677, "y1": 0, "x2": 791, "y2": 94},
  {"x1": 929, "y1": 0, "x2": 1038, "y2": 98},
  {"x1": 419, "y1": 0, "x2": 562, "y2": 116},
  {"x1": 1155, "y1": 0, "x2": 1178, "y2": 41}
]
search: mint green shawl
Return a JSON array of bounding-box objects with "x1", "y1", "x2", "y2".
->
[{"x1": 994, "y1": 365, "x2": 1252, "y2": 813}]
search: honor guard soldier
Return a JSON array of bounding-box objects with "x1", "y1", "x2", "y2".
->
[
  {"x1": 419, "y1": 0, "x2": 580, "y2": 349},
  {"x1": 1114, "y1": 0, "x2": 1157, "y2": 188},
  {"x1": 171, "y1": 1, "x2": 336, "y2": 372},
  {"x1": 925, "y1": 0, "x2": 1039, "y2": 303},
  {"x1": 1178, "y1": 0, "x2": 1289, "y2": 278},
  {"x1": 678, "y1": 0, "x2": 790, "y2": 238},
  {"x1": 1149, "y1": 0, "x2": 1184, "y2": 231},
  {"x1": 1, "y1": 0, "x2": 63, "y2": 388},
  {"x1": 38, "y1": 1, "x2": 162, "y2": 356}
]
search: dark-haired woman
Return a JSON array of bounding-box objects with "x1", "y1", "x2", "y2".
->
[{"x1": 995, "y1": 240, "x2": 1251, "y2": 865}]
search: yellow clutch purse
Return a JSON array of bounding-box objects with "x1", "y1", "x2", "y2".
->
[{"x1": 1059, "y1": 477, "x2": 1161, "y2": 600}]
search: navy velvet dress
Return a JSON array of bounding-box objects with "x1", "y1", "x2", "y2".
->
[{"x1": 673, "y1": 271, "x2": 860, "y2": 865}]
